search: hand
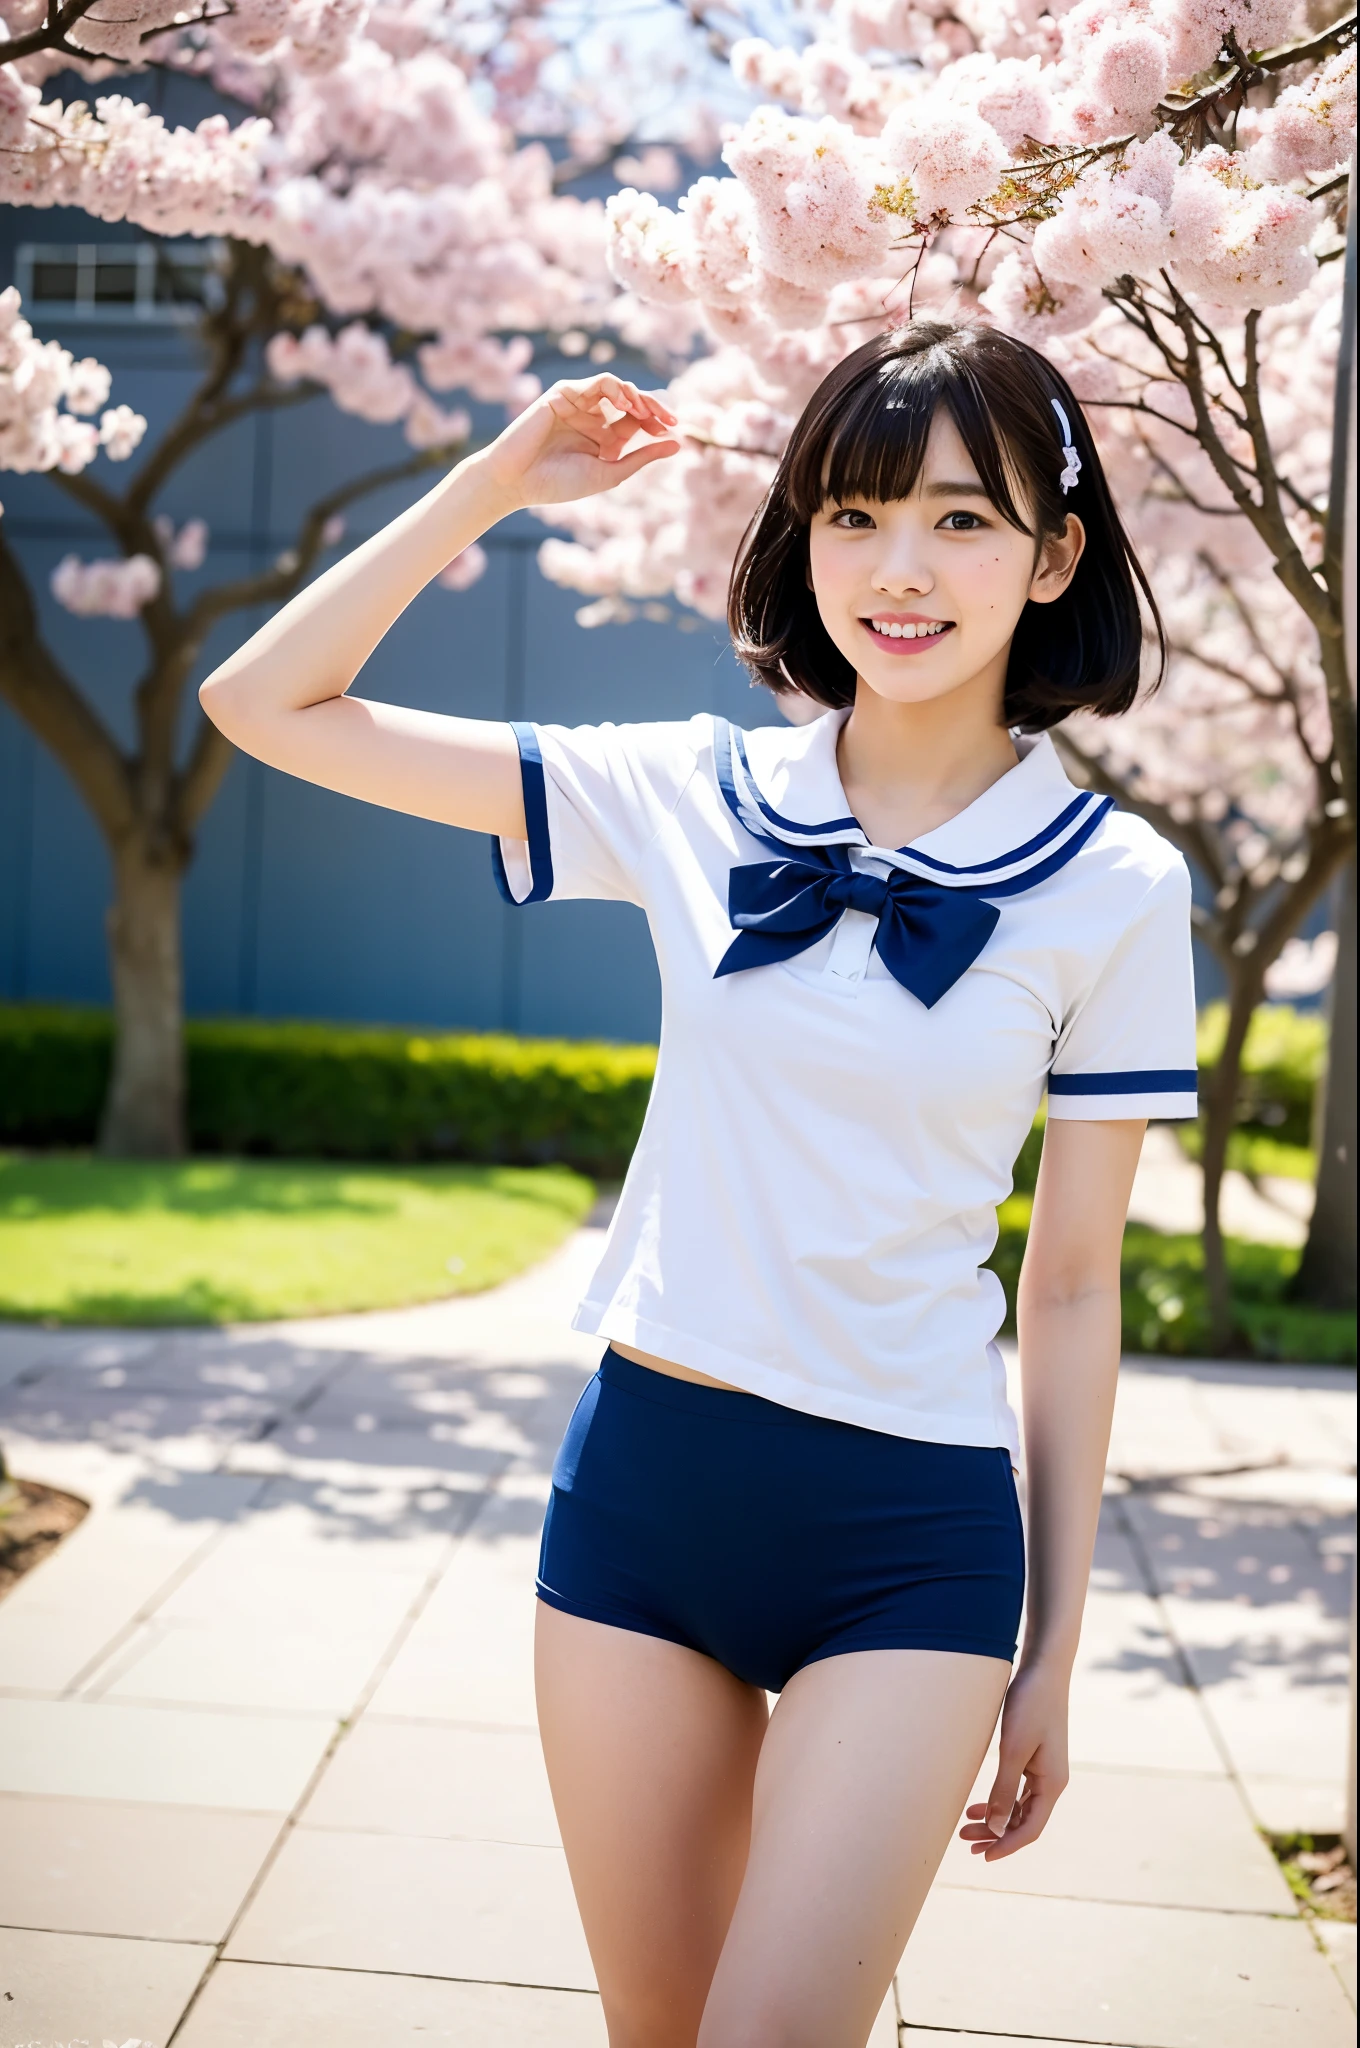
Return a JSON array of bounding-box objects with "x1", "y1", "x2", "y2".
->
[
  {"x1": 958, "y1": 1660, "x2": 1070, "y2": 1861},
  {"x1": 473, "y1": 373, "x2": 679, "y2": 513}
]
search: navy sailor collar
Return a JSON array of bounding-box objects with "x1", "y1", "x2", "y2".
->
[{"x1": 715, "y1": 709, "x2": 1111, "y2": 896}]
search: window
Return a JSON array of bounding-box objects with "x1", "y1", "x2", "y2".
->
[{"x1": 14, "y1": 241, "x2": 225, "y2": 324}]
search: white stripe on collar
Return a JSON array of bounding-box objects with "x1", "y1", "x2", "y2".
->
[{"x1": 716, "y1": 712, "x2": 1109, "y2": 892}]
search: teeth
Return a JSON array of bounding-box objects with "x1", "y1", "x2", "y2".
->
[{"x1": 870, "y1": 621, "x2": 946, "y2": 639}]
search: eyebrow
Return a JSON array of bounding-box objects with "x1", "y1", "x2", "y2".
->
[{"x1": 921, "y1": 479, "x2": 992, "y2": 498}]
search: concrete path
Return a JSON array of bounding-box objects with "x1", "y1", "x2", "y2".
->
[
  {"x1": 0, "y1": 1213, "x2": 1353, "y2": 2048},
  {"x1": 1127, "y1": 1125, "x2": 1314, "y2": 1247}
]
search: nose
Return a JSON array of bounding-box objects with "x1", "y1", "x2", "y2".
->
[{"x1": 870, "y1": 529, "x2": 933, "y2": 598}]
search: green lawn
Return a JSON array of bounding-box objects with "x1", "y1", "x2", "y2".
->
[
  {"x1": 990, "y1": 1196, "x2": 1355, "y2": 1365},
  {"x1": 0, "y1": 1153, "x2": 596, "y2": 1325},
  {"x1": 0, "y1": 1152, "x2": 1351, "y2": 1360}
]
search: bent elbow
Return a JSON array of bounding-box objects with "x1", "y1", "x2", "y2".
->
[
  {"x1": 1018, "y1": 1268, "x2": 1120, "y2": 1316},
  {"x1": 198, "y1": 668, "x2": 246, "y2": 740}
]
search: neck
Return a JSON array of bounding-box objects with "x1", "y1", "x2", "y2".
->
[{"x1": 836, "y1": 672, "x2": 1019, "y2": 850}]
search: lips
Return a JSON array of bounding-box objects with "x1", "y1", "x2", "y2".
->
[{"x1": 861, "y1": 616, "x2": 955, "y2": 653}]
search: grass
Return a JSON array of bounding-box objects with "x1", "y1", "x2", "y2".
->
[
  {"x1": 989, "y1": 1196, "x2": 1356, "y2": 1365},
  {"x1": 1175, "y1": 1127, "x2": 1317, "y2": 1182},
  {"x1": 0, "y1": 1151, "x2": 1350, "y2": 1359},
  {"x1": 1264, "y1": 1833, "x2": 1356, "y2": 1923},
  {"x1": 0, "y1": 1152, "x2": 596, "y2": 1325}
]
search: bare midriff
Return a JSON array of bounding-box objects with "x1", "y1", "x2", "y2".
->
[{"x1": 606, "y1": 1340, "x2": 740, "y2": 1392}]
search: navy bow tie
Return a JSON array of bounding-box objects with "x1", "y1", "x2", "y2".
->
[{"x1": 714, "y1": 850, "x2": 1000, "y2": 1008}]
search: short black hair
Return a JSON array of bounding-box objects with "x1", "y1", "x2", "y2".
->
[{"x1": 727, "y1": 320, "x2": 1164, "y2": 731}]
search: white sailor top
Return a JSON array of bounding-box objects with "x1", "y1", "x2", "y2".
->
[{"x1": 493, "y1": 708, "x2": 1197, "y2": 1460}]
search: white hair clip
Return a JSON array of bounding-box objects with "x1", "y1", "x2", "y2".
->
[{"x1": 1051, "y1": 398, "x2": 1081, "y2": 493}]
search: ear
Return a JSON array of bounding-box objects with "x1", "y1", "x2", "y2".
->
[{"x1": 1028, "y1": 514, "x2": 1085, "y2": 606}]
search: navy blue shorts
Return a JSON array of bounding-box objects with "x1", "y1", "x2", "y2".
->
[{"x1": 537, "y1": 1349, "x2": 1025, "y2": 1693}]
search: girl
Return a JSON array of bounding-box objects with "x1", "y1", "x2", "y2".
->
[{"x1": 201, "y1": 320, "x2": 1198, "y2": 2048}]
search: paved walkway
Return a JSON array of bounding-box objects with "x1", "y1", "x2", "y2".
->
[
  {"x1": 1127, "y1": 1125, "x2": 1314, "y2": 1247},
  {"x1": 0, "y1": 1212, "x2": 1354, "y2": 2048}
]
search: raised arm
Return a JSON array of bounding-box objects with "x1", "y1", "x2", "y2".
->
[{"x1": 198, "y1": 375, "x2": 678, "y2": 839}]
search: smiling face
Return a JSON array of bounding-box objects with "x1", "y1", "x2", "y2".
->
[{"x1": 806, "y1": 406, "x2": 1084, "y2": 715}]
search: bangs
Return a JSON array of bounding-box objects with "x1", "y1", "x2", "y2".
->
[{"x1": 786, "y1": 346, "x2": 1033, "y2": 538}]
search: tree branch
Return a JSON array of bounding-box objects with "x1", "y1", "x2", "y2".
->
[
  {"x1": 180, "y1": 442, "x2": 464, "y2": 643},
  {"x1": 0, "y1": 0, "x2": 103, "y2": 63},
  {"x1": 1053, "y1": 731, "x2": 1227, "y2": 891},
  {"x1": 0, "y1": 521, "x2": 134, "y2": 842},
  {"x1": 1143, "y1": 277, "x2": 1337, "y2": 640},
  {"x1": 167, "y1": 440, "x2": 465, "y2": 831},
  {"x1": 173, "y1": 708, "x2": 237, "y2": 836},
  {"x1": 1165, "y1": 639, "x2": 1288, "y2": 708},
  {"x1": 1158, "y1": 8, "x2": 1357, "y2": 140}
]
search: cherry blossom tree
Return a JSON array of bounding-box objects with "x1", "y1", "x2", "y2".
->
[
  {"x1": 537, "y1": 0, "x2": 1357, "y2": 1343},
  {"x1": 0, "y1": 0, "x2": 652, "y2": 1154}
]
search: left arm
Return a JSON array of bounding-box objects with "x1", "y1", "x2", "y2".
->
[{"x1": 960, "y1": 1115, "x2": 1145, "y2": 1858}]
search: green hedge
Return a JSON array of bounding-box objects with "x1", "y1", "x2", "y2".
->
[
  {"x1": 0, "y1": 1006, "x2": 656, "y2": 1176},
  {"x1": 0, "y1": 997, "x2": 1326, "y2": 1176},
  {"x1": 1196, "y1": 1001, "x2": 1326, "y2": 1148}
]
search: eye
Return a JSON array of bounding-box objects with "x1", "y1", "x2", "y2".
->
[
  {"x1": 938, "y1": 509, "x2": 988, "y2": 531},
  {"x1": 830, "y1": 507, "x2": 875, "y2": 530}
]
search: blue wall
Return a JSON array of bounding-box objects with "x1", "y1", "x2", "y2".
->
[{"x1": 0, "y1": 207, "x2": 781, "y2": 1047}]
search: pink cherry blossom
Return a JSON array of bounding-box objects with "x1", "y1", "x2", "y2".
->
[
  {"x1": 0, "y1": 58, "x2": 39, "y2": 149},
  {"x1": 612, "y1": 146, "x2": 683, "y2": 194},
  {"x1": 1248, "y1": 47, "x2": 1356, "y2": 183},
  {"x1": 939, "y1": 53, "x2": 1055, "y2": 150},
  {"x1": 1168, "y1": 148, "x2": 1316, "y2": 307},
  {"x1": 605, "y1": 189, "x2": 694, "y2": 305},
  {"x1": 99, "y1": 403, "x2": 147, "y2": 460},
  {"x1": 723, "y1": 109, "x2": 896, "y2": 292},
  {"x1": 51, "y1": 550, "x2": 161, "y2": 617},
  {"x1": 678, "y1": 176, "x2": 757, "y2": 307},
  {"x1": 153, "y1": 515, "x2": 210, "y2": 570},
  {"x1": 64, "y1": 357, "x2": 112, "y2": 416},
  {"x1": 980, "y1": 249, "x2": 1106, "y2": 337},
  {"x1": 1084, "y1": 24, "x2": 1169, "y2": 123},
  {"x1": 437, "y1": 542, "x2": 488, "y2": 591},
  {"x1": 876, "y1": 101, "x2": 1009, "y2": 218},
  {"x1": 0, "y1": 287, "x2": 144, "y2": 488}
]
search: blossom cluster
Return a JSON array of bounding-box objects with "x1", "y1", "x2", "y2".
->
[
  {"x1": 0, "y1": 0, "x2": 368, "y2": 74},
  {"x1": 266, "y1": 325, "x2": 472, "y2": 449},
  {"x1": 0, "y1": 5, "x2": 618, "y2": 505},
  {"x1": 51, "y1": 550, "x2": 161, "y2": 617},
  {"x1": 596, "y1": 0, "x2": 1351, "y2": 353},
  {"x1": 0, "y1": 286, "x2": 145, "y2": 515}
]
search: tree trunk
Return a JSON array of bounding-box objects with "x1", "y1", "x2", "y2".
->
[
  {"x1": 1201, "y1": 965, "x2": 1262, "y2": 1353},
  {"x1": 1292, "y1": 857, "x2": 1358, "y2": 1310},
  {"x1": 98, "y1": 835, "x2": 188, "y2": 1158}
]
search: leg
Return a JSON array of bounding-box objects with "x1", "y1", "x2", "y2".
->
[
  {"x1": 698, "y1": 1648, "x2": 1011, "y2": 2048},
  {"x1": 535, "y1": 1601, "x2": 769, "y2": 2048}
]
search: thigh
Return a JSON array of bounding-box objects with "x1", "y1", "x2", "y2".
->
[
  {"x1": 698, "y1": 1648, "x2": 1011, "y2": 2048},
  {"x1": 535, "y1": 1601, "x2": 769, "y2": 2048}
]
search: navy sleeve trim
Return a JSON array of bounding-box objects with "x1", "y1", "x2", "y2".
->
[
  {"x1": 1049, "y1": 1069, "x2": 1198, "y2": 1096},
  {"x1": 490, "y1": 720, "x2": 554, "y2": 905}
]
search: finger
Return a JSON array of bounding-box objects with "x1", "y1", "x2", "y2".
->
[
  {"x1": 602, "y1": 438, "x2": 681, "y2": 480},
  {"x1": 979, "y1": 1782, "x2": 1062, "y2": 1859},
  {"x1": 557, "y1": 374, "x2": 675, "y2": 434},
  {"x1": 553, "y1": 373, "x2": 662, "y2": 424},
  {"x1": 984, "y1": 1757, "x2": 1024, "y2": 1838}
]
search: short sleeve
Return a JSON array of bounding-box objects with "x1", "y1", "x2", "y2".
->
[
  {"x1": 1048, "y1": 857, "x2": 1199, "y2": 1121},
  {"x1": 492, "y1": 718, "x2": 703, "y2": 909}
]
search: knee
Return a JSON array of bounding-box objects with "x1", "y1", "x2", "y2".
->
[
  {"x1": 605, "y1": 1993, "x2": 701, "y2": 2048},
  {"x1": 697, "y1": 2012, "x2": 800, "y2": 2048},
  {"x1": 699, "y1": 1999, "x2": 852, "y2": 2048}
]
